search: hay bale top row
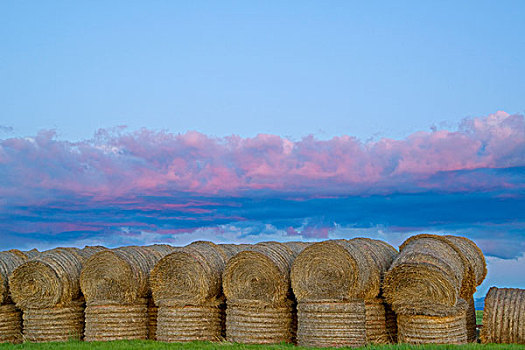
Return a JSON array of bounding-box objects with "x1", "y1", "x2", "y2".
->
[
  {"x1": 291, "y1": 238, "x2": 397, "y2": 303},
  {"x1": 80, "y1": 244, "x2": 175, "y2": 305},
  {"x1": 0, "y1": 250, "x2": 31, "y2": 305},
  {"x1": 151, "y1": 241, "x2": 309, "y2": 307},
  {"x1": 222, "y1": 241, "x2": 306, "y2": 306},
  {"x1": 384, "y1": 234, "x2": 486, "y2": 315},
  {"x1": 9, "y1": 246, "x2": 106, "y2": 309}
]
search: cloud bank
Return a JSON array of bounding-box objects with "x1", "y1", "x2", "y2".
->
[{"x1": 0, "y1": 111, "x2": 523, "y2": 271}]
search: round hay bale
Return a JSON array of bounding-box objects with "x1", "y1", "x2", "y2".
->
[
  {"x1": 84, "y1": 300, "x2": 148, "y2": 341},
  {"x1": 397, "y1": 307, "x2": 468, "y2": 344},
  {"x1": 383, "y1": 234, "x2": 470, "y2": 312},
  {"x1": 445, "y1": 236, "x2": 486, "y2": 286},
  {"x1": 291, "y1": 240, "x2": 376, "y2": 302},
  {"x1": 223, "y1": 242, "x2": 295, "y2": 306},
  {"x1": 0, "y1": 304, "x2": 22, "y2": 343},
  {"x1": 22, "y1": 301, "x2": 84, "y2": 342},
  {"x1": 81, "y1": 245, "x2": 174, "y2": 304},
  {"x1": 150, "y1": 242, "x2": 226, "y2": 306},
  {"x1": 9, "y1": 249, "x2": 85, "y2": 309},
  {"x1": 297, "y1": 300, "x2": 367, "y2": 348},
  {"x1": 226, "y1": 301, "x2": 293, "y2": 344},
  {"x1": 481, "y1": 287, "x2": 525, "y2": 344},
  {"x1": 0, "y1": 251, "x2": 28, "y2": 305},
  {"x1": 156, "y1": 303, "x2": 223, "y2": 342},
  {"x1": 364, "y1": 298, "x2": 390, "y2": 344},
  {"x1": 350, "y1": 238, "x2": 397, "y2": 287}
]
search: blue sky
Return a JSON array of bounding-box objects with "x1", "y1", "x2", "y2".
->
[
  {"x1": 1, "y1": 1, "x2": 524, "y2": 298},
  {"x1": 1, "y1": 1, "x2": 524, "y2": 140}
]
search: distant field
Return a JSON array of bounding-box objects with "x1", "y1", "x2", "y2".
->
[
  {"x1": 1, "y1": 340, "x2": 524, "y2": 350},
  {"x1": 477, "y1": 310, "x2": 483, "y2": 325}
]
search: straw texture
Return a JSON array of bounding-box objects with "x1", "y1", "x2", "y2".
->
[
  {"x1": 297, "y1": 301, "x2": 367, "y2": 348},
  {"x1": 226, "y1": 301, "x2": 293, "y2": 344},
  {"x1": 292, "y1": 239, "x2": 394, "y2": 302},
  {"x1": 150, "y1": 242, "x2": 227, "y2": 306},
  {"x1": 10, "y1": 249, "x2": 88, "y2": 309},
  {"x1": 0, "y1": 251, "x2": 27, "y2": 305},
  {"x1": 365, "y1": 298, "x2": 391, "y2": 344},
  {"x1": 398, "y1": 311, "x2": 467, "y2": 344},
  {"x1": 81, "y1": 245, "x2": 174, "y2": 304},
  {"x1": 156, "y1": 303, "x2": 223, "y2": 342},
  {"x1": 217, "y1": 244, "x2": 252, "y2": 260},
  {"x1": 383, "y1": 234, "x2": 470, "y2": 313},
  {"x1": 84, "y1": 300, "x2": 148, "y2": 341},
  {"x1": 22, "y1": 301, "x2": 84, "y2": 342},
  {"x1": 481, "y1": 287, "x2": 525, "y2": 344},
  {"x1": 223, "y1": 242, "x2": 296, "y2": 306},
  {"x1": 0, "y1": 304, "x2": 22, "y2": 343}
]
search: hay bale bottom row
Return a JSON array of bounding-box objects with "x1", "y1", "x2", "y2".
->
[
  {"x1": 397, "y1": 312, "x2": 467, "y2": 345},
  {"x1": 84, "y1": 303, "x2": 149, "y2": 341},
  {"x1": 0, "y1": 304, "x2": 22, "y2": 344},
  {"x1": 22, "y1": 303, "x2": 84, "y2": 343},
  {"x1": 226, "y1": 303, "x2": 293, "y2": 344},
  {"x1": 156, "y1": 305, "x2": 223, "y2": 343},
  {"x1": 297, "y1": 301, "x2": 366, "y2": 348}
]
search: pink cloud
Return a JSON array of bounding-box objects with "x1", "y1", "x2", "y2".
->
[{"x1": 0, "y1": 112, "x2": 523, "y2": 199}]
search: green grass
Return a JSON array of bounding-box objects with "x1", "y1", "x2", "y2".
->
[
  {"x1": 0, "y1": 341, "x2": 524, "y2": 350},
  {"x1": 476, "y1": 310, "x2": 483, "y2": 326}
]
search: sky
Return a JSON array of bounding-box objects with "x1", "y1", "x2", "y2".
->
[{"x1": 1, "y1": 1, "x2": 524, "y2": 298}]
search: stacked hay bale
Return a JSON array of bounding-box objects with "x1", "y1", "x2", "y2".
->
[
  {"x1": 150, "y1": 241, "x2": 239, "y2": 342},
  {"x1": 80, "y1": 244, "x2": 173, "y2": 341},
  {"x1": 0, "y1": 250, "x2": 29, "y2": 343},
  {"x1": 445, "y1": 235, "x2": 487, "y2": 342},
  {"x1": 222, "y1": 241, "x2": 306, "y2": 344},
  {"x1": 481, "y1": 287, "x2": 524, "y2": 344},
  {"x1": 291, "y1": 238, "x2": 397, "y2": 347},
  {"x1": 9, "y1": 246, "x2": 104, "y2": 342},
  {"x1": 383, "y1": 234, "x2": 479, "y2": 344}
]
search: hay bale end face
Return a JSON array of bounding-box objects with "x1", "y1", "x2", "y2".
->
[
  {"x1": 9, "y1": 249, "x2": 86, "y2": 309},
  {"x1": 81, "y1": 245, "x2": 173, "y2": 304},
  {"x1": 150, "y1": 242, "x2": 226, "y2": 306},
  {"x1": 481, "y1": 287, "x2": 525, "y2": 344},
  {"x1": 223, "y1": 242, "x2": 295, "y2": 305},
  {"x1": 383, "y1": 234, "x2": 470, "y2": 312},
  {"x1": 291, "y1": 240, "x2": 378, "y2": 302}
]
